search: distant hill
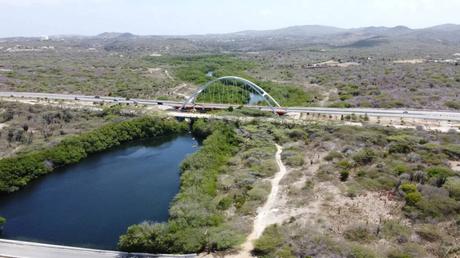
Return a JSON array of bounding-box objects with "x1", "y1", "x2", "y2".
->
[
  {"x1": 1, "y1": 24, "x2": 459, "y2": 52},
  {"x1": 232, "y1": 25, "x2": 346, "y2": 37}
]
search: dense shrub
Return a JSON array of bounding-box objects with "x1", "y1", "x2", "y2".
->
[
  {"x1": 425, "y1": 166, "x2": 455, "y2": 178},
  {"x1": 352, "y1": 148, "x2": 377, "y2": 165},
  {"x1": 400, "y1": 183, "x2": 417, "y2": 193},
  {"x1": 381, "y1": 220, "x2": 411, "y2": 242},
  {"x1": 443, "y1": 177, "x2": 460, "y2": 200},
  {"x1": 324, "y1": 151, "x2": 343, "y2": 161},
  {"x1": 412, "y1": 195, "x2": 460, "y2": 219},
  {"x1": 253, "y1": 225, "x2": 286, "y2": 257},
  {"x1": 441, "y1": 144, "x2": 460, "y2": 159},
  {"x1": 119, "y1": 120, "x2": 243, "y2": 253},
  {"x1": 405, "y1": 192, "x2": 422, "y2": 205},
  {"x1": 343, "y1": 225, "x2": 375, "y2": 242},
  {"x1": 445, "y1": 100, "x2": 460, "y2": 110},
  {"x1": 281, "y1": 146, "x2": 305, "y2": 167},
  {"x1": 340, "y1": 170, "x2": 350, "y2": 181},
  {"x1": 415, "y1": 224, "x2": 441, "y2": 241}
]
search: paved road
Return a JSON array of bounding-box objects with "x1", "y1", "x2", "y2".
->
[
  {"x1": 0, "y1": 239, "x2": 195, "y2": 258},
  {"x1": 1, "y1": 91, "x2": 460, "y2": 121}
]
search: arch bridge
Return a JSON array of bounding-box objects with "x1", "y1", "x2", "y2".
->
[{"x1": 181, "y1": 76, "x2": 284, "y2": 114}]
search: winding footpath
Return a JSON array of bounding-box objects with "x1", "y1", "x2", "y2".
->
[{"x1": 229, "y1": 144, "x2": 287, "y2": 258}]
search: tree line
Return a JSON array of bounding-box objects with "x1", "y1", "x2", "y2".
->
[{"x1": 0, "y1": 116, "x2": 187, "y2": 193}]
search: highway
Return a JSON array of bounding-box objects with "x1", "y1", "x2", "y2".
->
[
  {"x1": 1, "y1": 91, "x2": 460, "y2": 121},
  {"x1": 0, "y1": 239, "x2": 195, "y2": 258}
]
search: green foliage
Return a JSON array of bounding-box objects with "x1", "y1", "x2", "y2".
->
[
  {"x1": 257, "y1": 81, "x2": 317, "y2": 107},
  {"x1": 119, "y1": 121, "x2": 243, "y2": 253},
  {"x1": 196, "y1": 81, "x2": 250, "y2": 105},
  {"x1": 324, "y1": 151, "x2": 343, "y2": 161},
  {"x1": 147, "y1": 55, "x2": 254, "y2": 84},
  {"x1": 191, "y1": 118, "x2": 216, "y2": 139},
  {"x1": 352, "y1": 148, "x2": 377, "y2": 165},
  {"x1": 348, "y1": 244, "x2": 377, "y2": 258},
  {"x1": 381, "y1": 220, "x2": 411, "y2": 242},
  {"x1": 405, "y1": 192, "x2": 422, "y2": 205},
  {"x1": 415, "y1": 224, "x2": 441, "y2": 241},
  {"x1": 441, "y1": 144, "x2": 460, "y2": 159},
  {"x1": 387, "y1": 249, "x2": 412, "y2": 258},
  {"x1": 0, "y1": 216, "x2": 5, "y2": 226},
  {"x1": 445, "y1": 100, "x2": 460, "y2": 110},
  {"x1": 425, "y1": 166, "x2": 455, "y2": 178},
  {"x1": 392, "y1": 162, "x2": 411, "y2": 175},
  {"x1": 340, "y1": 170, "x2": 350, "y2": 181},
  {"x1": 401, "y1": 183, "x2": 417, "y2": 193},
  {"x1": 281, "y1": 146, "x2": 305, "y2": 167},
  {"x1": 343, "y1": 225, "x2": 375, "y2": 242},
  {"x1": 328, "y1": 101, "x2": 353, "y2": 108},
  {"x1": 0, "y1": 116, "x2": 187, "y2": 193},
  {"x1": 443, "y1": 177, "x2": 460, "y2": 200},
  {"x1": 337, "y1": 159, "x2": 353, "y2": 169},
  {"x1": 387, "y1": 134, "x2": 421, "y2": 154},
  {"x1": 411, "y1": 194, "x2": 460, "y2": 219},
  {"x1": 253, "y1": 225, "x2": 285, "y2": 257}
]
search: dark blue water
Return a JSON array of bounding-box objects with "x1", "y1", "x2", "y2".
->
[{"x1": 0, "y1": 135, "x2": 198, "y2": 250}]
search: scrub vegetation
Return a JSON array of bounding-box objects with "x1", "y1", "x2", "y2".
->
[
  {"x1": 251, "y1": 124, "x2": 460, "y2": 258},
  {"x1": 0, "y1": 101, "x2": 135, "y2": 157},
  {"x1": 118, "y1": 119, "x2": 282, "y2": 253}
]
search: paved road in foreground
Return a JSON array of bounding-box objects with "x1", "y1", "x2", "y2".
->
[
  {"x1": 1, "y1": 91, "x2": 460, "y2": 121},
  {"x1": 0, "y1": 239, "x2": 194, "y2": 258}
]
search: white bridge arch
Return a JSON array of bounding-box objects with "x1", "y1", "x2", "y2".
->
[{"x1": 181, "y1": 76, "x2": 281, "y2": 113}]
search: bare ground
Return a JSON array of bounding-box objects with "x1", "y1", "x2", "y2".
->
[{"x1": 226, "y1": 144, "x2": 287, "y2": 258}]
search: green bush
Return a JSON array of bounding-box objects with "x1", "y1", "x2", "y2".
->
[
  {"x1": 349, "y1": 244, "x2": 377, "y2": 258},
  {"x1": 443, "y1": 177, "x2": 460, "y2": 200},
  {"x1": 282, "y1": 147, "x2": 305, "y2": 167},
  {"x1": 324, "y1": 151, "x2": 343, "y2": 161},
  {"x1": 400, "y1": 183, "x2": 417, "y2": 193},
  {"x1": 389, "y1": 142, "x2": 413, "y2": 154},
  {"x1": 352, "y1": 148, "x2": 377, "y2": 165},
  {"x1": 387, "y1": 249, "x2": 412, "y2": 258},
  {"x1": 343, "y1": 225, "x2": 375, "y2": 242},
  {"x1": 413, "y1": 195, "x2": 460, "y2": 219},
  {"x1": 0, "y1": 216, "x2": 5, "y2": 226},
  {"x1": 254, "y1": 225, "x2": 284, "y2": 257},
  {"x1": 340, "y1": 170, "x2": 350, "y2": 181},
  {"x1": 425, "y1": 166, "x2": 454, "y2": 186},
  {"x1": 392, "y1": 163, "x2": 411, "y2": 175},
  {"x1": 445, "y1": 100, "x2": 460, "y2": 110},
  {"x1": 441, "y1": 144, "x2": 460, "y2": 159},
  {"x1": 337, "y1": 159, "x2": 353, "y2": 169},
  {"x1": 382, "y1": 220, "x2": 411, "y2": 242},
  {"x1": 405, "y1": 192, "x2": 422, "y2": 205},
  {"x1": 415, "y1": 224, "x2": 441, "y2": 241}
]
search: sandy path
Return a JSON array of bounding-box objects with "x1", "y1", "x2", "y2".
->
[{"x1": 227, "y1": 144, "x2": 286, "y2": 258}]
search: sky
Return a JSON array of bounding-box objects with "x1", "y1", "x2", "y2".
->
[{"x1": 0, "y1": 0, "x2": 460, "y2": 37}]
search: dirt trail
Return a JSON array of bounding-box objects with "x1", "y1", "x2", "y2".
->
[
  {"x1": 227, "y1": 144, "x2": 286, "y2": 258},
  {"x1": 318, "y1": 88, "x2": 337, "y2": 107}
]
